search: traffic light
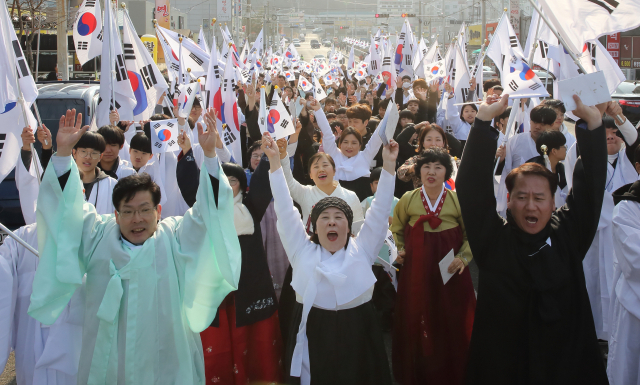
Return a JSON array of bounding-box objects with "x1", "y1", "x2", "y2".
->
[
  {"x1": 407, "y1": 14, "x2": 416, "y2": 17},
  {"x1": 401, "y1": 13, "x2": 406, "y2": 17},
  {"x1": 375, "y1": 13, "x2": 389, "y2": 18}
]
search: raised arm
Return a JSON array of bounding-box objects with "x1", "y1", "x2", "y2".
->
[
  {"x1": 311, "y1": 100, "x2": 341, "y2": 159},
  {"x1": 263, "y1": 133, "x2": 310, "y2": 263},
  {"x1": 355, "y1": 140, "x2": 399, "y2": 264},
  {"x1": 245, "y1": 155, "x2": 273, "y2": 223},
  {"x1": 553, "y1": 97, "x2": 608, "y2": 259},
  {"x1": 29, "y1": 110, "x2": 108, "y2": 325},
  {"x1": 175, "y1": 110, "x2": 241, "y2": 333},
  {"x1": 456, "y1": 96, "x2": 508, "y2": 264}
]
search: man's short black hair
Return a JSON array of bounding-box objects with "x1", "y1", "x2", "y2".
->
[
  {"x1": 192, "y1": 98, "x2": 202, "y2": 109},
  {"x1": 112, "y1": 173, "x2": 161, "y2": 210},
  {"x1": 530, "y1": 105, "x2": 557, "y2": 125},
  {"x1": 97, "y1": 125, "x2": 125, "y2": 147},
  {"x1": 130, "y1": 132, "x2": 152, "y2": 154},
  {"x1": 326, "y1": 113, "x2": 337, "y2": 120},
  {"x1": 74, "y1": 131, "x2": 106, "y2": 153},
  {"x1": 330, "y1": 121, "x2": 344, "y2": 135},
  {"x1": 247, "y1": 140, "x2": 262, "y2": 157},
  {"x1": 399, "y1": 109, "x2": 415, "y2": 122},
  {"x1": 369, "y1": 167, "x2": 382, "y2": 183},
  {"x1": 535, "y1": 130, "x2": 566, "y2": 156},
  {"x1": 336, "y1": 107, "x2": 348, "y2": 115},
  {"x1": 379, "y1": 98, "x2": 391, "y2": 110},
  {"x1": 540, "y1": 98, "x2": 566, "y2": 114},
  {"x1": 402, "y1": 75, "x2": 411, "y2": 81},
  {"x1": 414, "y1": 147, "x2": 454, "y2": 181},
  {"x1": 278, "y1": 74, "x2": 286, "y2": 80},
  {"x1": 483, "y1": 78, "x2": 501, "y2": 93}
]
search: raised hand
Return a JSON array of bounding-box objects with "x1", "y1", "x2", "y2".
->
[
  {"x1": 36, "y1": 124, "x2": 52, "y2": 149},
  {"x1": 198, "y1": 108, "x2": 218, "y2": 157},
  {"x1": 57, "y1": 109, "x2": 89, "y2": 157},
  {"x1": 261, "y1": 132, "x2": 279, "y2": 159},
  {"x1": 382, "y1": 139, "x2": 399, "y2": 175},
  {"x1": 21, "y1": 126, "x2": 35, "y2": 151},
  {"x1": 572, "y1": 95, "x2": 606, "y2": 131},
  {"x1": 606, "y1": 101, "x2": 626, "y2": 125},
  {"x1": 308, "y1": 98, "x2": 321, "y2": 111},
  {"x1": 414, "y1": 87, "x2": 427, "y2": 101},
  {"x1": 177, "y1": 130, "x2": 191, "y2": 154},
  {"x1": 109, "y1": 109, "x2": 120, "y2": 125},
  {"x1": 476, "y1": 94, "x2": 509, "y2": 122},
  {"x1": 276, "y1": 138, "x2": 288, "y2": 160}
]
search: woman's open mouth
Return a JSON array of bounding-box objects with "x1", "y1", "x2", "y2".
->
[{"x1": 327, "y1": 231, "x2": 338, "y2": 241}]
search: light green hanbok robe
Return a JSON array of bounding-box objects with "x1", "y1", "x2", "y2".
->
[{"x1": 28, "y1": 155, "x2": 241, "y2": 385}]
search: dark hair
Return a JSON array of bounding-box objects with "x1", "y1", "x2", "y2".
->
[
  {"x1": 74, "y1": 131, "x2": 106, "y2": 153},
  {"x1": 324, "y1": 97, "x2": 337, "y2": 106},
  {"x1": 336, "y1": 107, "x2": 348, "y2": 116},
  {"x1": 483, "y1": 78, "x2": 501, "y2": 93},
  {"x1": 491, "y1": 85, "x2": 504, "y2": 92},
  {"x1": 308, "y1": 152, "x2": 336, "y2": 175},
  {"x1": 378, "y1": 98, "x2": 391, "y2": 110},
  {"x1": 312, "y1": 130, "x2": 322, "y2": 142},
  {"x1": 130, "y1": 132, "x2": 152, "y2": 154},
  {"x1": 278, "y1": 74, "x2": 286, "y2": 80},
  {"x1": 367, "y1": 119, "x2": 379, "y2": 133},
  {"x1": 247, "y1": 140, "x2": 262, "y2": 157},
  {"x1": 222, "y1": 162, "x2": 248, "y2": 195},
  {"x1": 460, "y1": 103, "x2": 478, "y2": 121},
  {"x1": 412, "y1": 78, "x2": 428, "y2": 91},
  {"x1": 369, "y1": 167, "x2": 382, "y2": 183},
  {"x1": 346, "y1": 103, "x2": 372, "y2": 122},
  {"x1": 338, "y1": 127, "x2": 362, "y2": 147},
  {"x1": 399, "y1": 109, "x2": 416, "y2": 122},
  {"x1": 602, "y1": 116, "x2": 617, "y2": 130},
  {"x1": 358, "y1": 99, "x2": 371, "y2": 107},
  {"x1": 506, "y1": 162, "x2": 558, "y2": 194},
  {"x1": 417, "y1": 124, "x2": 448, "y2": 153},
  {"x1": 112, "y1": 173, "x2": 161, "y2": 210},
  {"x1": 192, "y1": 98, "x2": 201, "y2": 109},
  {"x1": 530, "y1": 105, "x2": 557, "y2": 125},
  {"x1": 414, "y1": 147, "x2": 454, "y2": 181},
  {"x1": 97, "y1": 125, "x2": 124, "y2": 147},
  {"x1": 496, "y1": 106, "x2": 512, "y2": 122},
  {"x1": 325, "y1": 113, "x2": 337, "y2": 120},
  {"x1": 330, "y1": 121, "x2": 344, "y2": 135},
  {"x1": 535, "y1": 130, "x2": 566, "y2": 156},
  {"x1": 336, "y1": 87, "x2": 347, "y2": 97},
  {"x1": 540, "y1": 98, "x2": 566, "y2": 114},
  {"x1": 401, "y1": 75, "x2": 411, "y2": 81}
]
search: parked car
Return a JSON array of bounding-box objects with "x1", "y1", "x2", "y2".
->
[
  {"x1": 299, "y1": 35, "x2": 305, "y2": 42},
  {"x1": 533, "y1": 69, "x2": 555, "y2": 97},
  {"x1": 0, "y1": 81, "x2": 100, "y2": 243},
  {"x1": 322, "y1": 41, "x2": 332, "y2": 47},
  {"x1": 313, "y1": 28, "x2": 323, "y2": 33},
  {"x1": 612, "y1": 80, "x2": 640, "y2": 126},
  {"x1": 294, "y1": 42, "x2": 301, "y2": 47},
  {"x1": 310, "y1": 39, "x2": 321, "y2": 49},
  {"x1": 314, "y1": 54, "x2": 325, "y2": 59}
]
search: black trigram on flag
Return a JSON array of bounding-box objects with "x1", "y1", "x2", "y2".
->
[
  {"x1": 170, "y1": 63, "x2": 179, "y2": 72},
  {"x1": 124, "y1": 43, "x2": 135, "y2": 61},
  {"x1": 97, "y1": 28, "x2": 103, "y2": 42},
  {"x1": 584, "y1": 42, "x2": 596, "y2": 66},
  {"x1": 460, "y1": 87, "x2": 469, "y2": 101},
  {"x1": 186, "y1": 87, "x2": 192, "y2": 95},
  {"x1": 588, "y1": 0, "x2": 620, "y2": 13},
  {"x1": 153, "y1": 122, "x2": 161, "y2": 129},
  {"x1": 140, "y1": 64, "x2": 158, "y2": 90},
  {"x1": 399, "y1": 33, "x2": 405, "y2": 41},
  {"x1": 509, "y1": 36, "x2": 518, "y2": 48},
  {"x1": 280, "y1": 119, "x2": 289, "y2": 129},
  {"x1": 98, "y1": 96, "x2": 122, "y2": 111},
  {"x1": 77, "y1": 41, "x2": 89, "y2": 50},
  {"x1": 451, "y1": 68, "x2": 456, "y2": 84},
  {"x1": 382, "y1": 57, "x2": 391, "y2": 66},
  {"x1": 114, "y1": 54, "x2": 129, "y2": 82},
  {"x1": 12, "y1": 40, "x2": 29, "y2": 79},
  {"x1": 270, "y1": 99, "x2": 278, "y2": 107},
  {"x1": 530, "y1": 83, "x2": 542, "y2": 90},
  {"x1": 0, "y1": 133, "x2": 5, "y2": 158},
  {"x1": 167, "y1": 122, "x2": 175, "y2": 127},
  {"x1": 223, "y1": 126, "x2": 236, "y2": 145},
  {"x1": 189, "y1": 53, "x2": 204, "y2": 66},
  {"x1": 509, "y1": 80, "x2": 519, "y2": 91},
  {"x1": 538, "y1": 41, "x2": 549, "y2": 59},
  {"x1": 370, "y1": 61, "x2": 378, "y2": 71},
  {"x1": 404, "y1": 55, "x2": 412, "y2": 66},
  {"x1": 85, "y1": 0, "x2": 96, "y2": 7}
]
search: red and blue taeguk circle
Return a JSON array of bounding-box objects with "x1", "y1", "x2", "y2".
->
[
  {"x1": 394, "y1": 44, "x2": 403, "y2": 65},
  {"x1": 510, "y1": 63, "x2": 535, "y2": 81},
  {"x1": 128, "y1": 71, "x2": 148, "y2": 115},
  {"x1": 77, "y1": 12, "x2": 97, "y2": 36},
  {"x1": 431, "y1": 66, "x2": 440, "y2": 75},
  {"x1": 158, "y1": 129, "x2": 171, "y2": 141},
  {"x1": 1, "y1": 102, "x2": 17, "y2": 114},
  {"x1": 267, "y1": 110, "x2": 279, "y2": 133}
]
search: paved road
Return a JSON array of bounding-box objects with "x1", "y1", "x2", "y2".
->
[{"x1": 292, "y1": 32, "x2": 332, "y2": 63}]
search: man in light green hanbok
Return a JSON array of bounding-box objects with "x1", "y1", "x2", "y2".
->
[{"x1": 27, "y1": 109, "x2": 241, "y2": 385}]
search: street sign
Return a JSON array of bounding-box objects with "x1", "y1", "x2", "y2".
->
[{"x1": 322, "y1": 21, "x2": 334, "y2": 25}]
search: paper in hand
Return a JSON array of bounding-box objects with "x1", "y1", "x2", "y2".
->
[
  {"x1": 377, "y1": 100, "x2": 399, "y2": 145},
  {"x1": 558, "y1": 71, "x2": 611, "y2": 111},
  {"x1": 438, "y1": 249, "x2": 456, "y2": 285}
]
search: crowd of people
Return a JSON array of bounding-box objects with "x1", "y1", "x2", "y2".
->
[{"x1": 1, "y1": 61, "x2": 640, "y2": 385}]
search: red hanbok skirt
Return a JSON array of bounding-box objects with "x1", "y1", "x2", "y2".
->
[
  {"x1": 200, "y1": 294, "x2": 283, "y2": 384},
  {"x1": 392, "y1": 221, "x2": 476, "y2": 385}
]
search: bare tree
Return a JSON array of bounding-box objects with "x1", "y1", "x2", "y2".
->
[{"x1": 9, "y1": 0, "x2": 52, "y2": 72}]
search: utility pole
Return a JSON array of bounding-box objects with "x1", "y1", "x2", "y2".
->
[
  {"x1": 441, "y1": 0, "x2": 445, "y2": 45},
  {"x1": 56, "y1": 0, "x2": 68, "y2": 80},
  {"x1": 418, "y1": 2, "x2": 422, "y2": 41},
  {"x1": 247, "y1": 0, "x2": 251, "y2": 39},
  {"x1": 264, "y1": 3, "x2": 268, "y2": 47},
  {"x1": 481, "y1": 0, "x2": 486, "y2": 45}
]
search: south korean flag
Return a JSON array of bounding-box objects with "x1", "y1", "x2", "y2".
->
[
  {"x1": 298, "y1": 74, "x2": 313, "y2": 92},
  {"x1": 150, "y1": 118, "x2": 179, "y2": 154},
  {"x1": 501, "y1": 50, "x2": 549, "y2": 99},
  {"x1": 422, "y1": 59, "x2": 446, "y2": 84},
  {"x1": 266, "y1": 90, "x2": 295, "y2": 140},
  {"x1": 312, "y1": 74, "x2": 327, "y2": 101}
]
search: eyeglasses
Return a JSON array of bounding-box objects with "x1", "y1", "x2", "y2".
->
[
  {"x1": 227, "y1": 178, "x2": 239, "y2": 186},
  {"x1": 77, "y1": 149, "x2": 101, "y2": 159},
  {"x1": 117, "y1": 206, "x2": 157, "y2": 220},
  {"x1": 251, "y1": 153, "x2": 262, "y2": 160}
]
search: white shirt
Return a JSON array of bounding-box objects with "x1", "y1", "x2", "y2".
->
[
  {"x1": 269, "y1": 166, "x2": 395, "y2": 384},
  {"x1": 315, "y1": 109, "x2": 382, "y2": 181},
  {"x1": 445, "y1": 93, "x2": 472, "y2": 141},
  {"x1": 279, "y1": 155, "x2": 364, "y2": 228}
]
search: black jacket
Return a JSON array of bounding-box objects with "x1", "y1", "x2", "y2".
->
[{"x1": 457, "y1": 118, "x2": 608, "y2": 385}]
